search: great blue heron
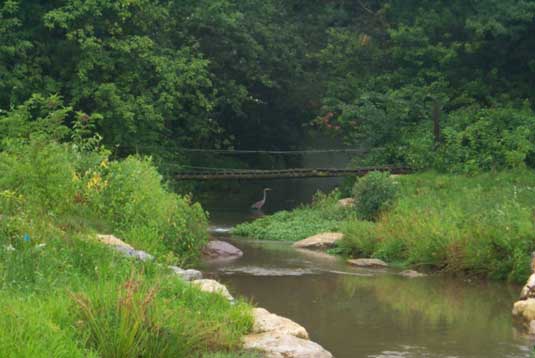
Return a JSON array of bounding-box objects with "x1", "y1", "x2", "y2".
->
[{"x1": 251, "y1": 188, "x2": 272, "y2": 210}]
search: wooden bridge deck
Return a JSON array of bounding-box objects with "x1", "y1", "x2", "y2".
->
[{"x1": 175, "y1": 166, "x2": 411, "y2": 180}]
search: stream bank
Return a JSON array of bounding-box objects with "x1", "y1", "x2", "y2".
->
[{"x1": 203, "y1": 235, "x2": 531, "y2": 358}]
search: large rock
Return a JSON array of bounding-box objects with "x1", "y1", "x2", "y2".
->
[
  {"x1": 97, "y1": 234, "x2": 154, "y2": 261},
  {"x1": 347, "y1": 258, "x2": 388, "y2": 268},
  {"x1": 113, "y1": 245, "x2": 154, "y2": 262},
  {"x1": 520, "y1": 274, "x2": 535, "y2": 300},
  {"x1": 192, "y1": 279, "x2": 234, "y2": 300},
  {"x1": 202, "y1": 240, "x2": 243, "y2": 260},
  {"x1": 400, "y1": 270, "x2": 427, "y2": 278},
  {"x1": 169, "y1": 266, "x2": 203, "y2": 281},
  {"x1": 513, "y1": 299, "x2": 535, "y2": 324},
  {"x1": 97, "y1": 234, "x2": 134, "y2": 250},
  {"x1": 293, "y1": 233, "x2": 344, "y2": 250},
  {"x1": 243, "y1": 332, "x2": 332, "y2": 358},
  {"x1": 251, "y1": 308, "x2": 308, "y2": 339},
  {"x1": 337, "y1": 198, "x2": 355, "y2": 208}
]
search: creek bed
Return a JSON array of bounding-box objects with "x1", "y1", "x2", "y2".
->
[
  {"x1": 200, "y1": 180, "x2": 532, "y2": 358},
  {"x1": 202, "y1": 235, "x2": 531, "y2": 358}
]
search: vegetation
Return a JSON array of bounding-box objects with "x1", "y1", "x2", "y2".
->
[
  {"x1": 340, "y1": 172, "x2": 535, "y2": 283},
  {"x1": 352, "y1": 172, "x2": 398, "y2": 220},
  {"x1": 2, "y1": 1, "x2": 534, "y2": 172},
  {"x1": 0, "y1": 99, "x2": 253, "y2": 356},
  {"x1": 2, "y1": 0, "x2": 535, "y2": 354},
  {"x1": 0, "y1": 244, "x2": 253, "y2": 357},
  {"x1": 233, "y1": 191, "x2": 353, "y2": 241},
  {"x1": 237, "y1": 172, "x2": 535, "y2": 284}
]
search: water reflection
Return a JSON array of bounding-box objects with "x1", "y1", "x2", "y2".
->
[{"x1": 205, "y1": 238, "x2": 531, "y2": 358}]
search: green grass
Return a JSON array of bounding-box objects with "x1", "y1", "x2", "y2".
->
[
  {"x1": 0, "y1": 232, "x2": 253, "y2": 357},
  {"x1": 0, "y1": 140, "x2": 253, "y2": 357},
  {"x1": 0, "y1": 235, "x2": 253, "y2": 357},
  {"x1": 235, "y1": 171, "x2": 535, "y2": 283},
  {"x1": 342, "y1": 171, "x2": 535, "y2": 283},
  {"x1": 233, "y1": 191, "x2": 354, "y2": 241}
]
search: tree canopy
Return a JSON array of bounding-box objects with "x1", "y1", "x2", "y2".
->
[{"x1": 1, "y1": 0, "x2": 535, "y2": 172}]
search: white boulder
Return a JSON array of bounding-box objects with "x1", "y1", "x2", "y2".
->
[
  {"x1": 243, "y1": 332, "x2": 332, "y2": 358},
  {"x1": 192, "y1": 279, "x2": 234, "y2": 300},
  {"x1": 251, "y1": 308, "x2": 309, "y2": 339},
  {"x1": 347, "y1": 258, "x2": 388, "y2": 268},
  {"x1": 293, "y1": 233, "x2": 344, "y2": 250}
]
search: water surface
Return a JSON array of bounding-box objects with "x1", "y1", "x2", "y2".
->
[
  {"x1": 203, "y1": 238, "x2": 530, "y2": 358},
  {"x1": 199, "y1": 179, "x2": 532, "y2": 358}
]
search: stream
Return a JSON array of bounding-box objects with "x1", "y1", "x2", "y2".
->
[{"x1": 199, "y1": 179, "x2": 532, "y2": 358}]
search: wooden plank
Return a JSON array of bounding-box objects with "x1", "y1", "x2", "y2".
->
[{"x1": 174, "y1": 166, "x2": 411, "y2": 180}]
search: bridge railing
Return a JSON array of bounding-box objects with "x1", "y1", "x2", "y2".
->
[{"x1": 174, "y1": 166, "x2": 411, "y2": 180}]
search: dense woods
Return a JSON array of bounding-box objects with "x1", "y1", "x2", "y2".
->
[
  {"x1": 2, "y1": 1, "x2": 535, "y2": 356},
  {"x1": 2, "y1": 0, "x2": 535, "y2": 172}
]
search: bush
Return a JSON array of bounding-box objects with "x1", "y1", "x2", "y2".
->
[
  {"x1": 406, "y1": 104, "x2": 535, "y2": 173},
  {"x1": 93, "y1": 156, "x2": 208, "y2": 263},
  {"x1": 0, "y1": 140, "x2": 78, "y2": 216},
  {"x1": 337, "y1": 220, "x2": 377, "y2": 257},
  {"x1": 0, "y1": 99, "x2": 250, "y2": 358},
  {"x1": 357, "y1": 172, "x2": 535, "y2": 282},
  {"x1": 0, "y1": 139, "x2": 208, "y2": 265},
  {"x1": 352, "y1": 172, "x2": 397, "y2": 220}
]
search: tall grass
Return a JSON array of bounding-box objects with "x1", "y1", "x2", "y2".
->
[
  {"x1": 0, "y1": 237, "x2": 253, "y2": 357},
  {"x1": 0, "y1": 140, "x2": 208, "y2": 264},
  {"x1": 0, "y1": 139, "x2": 253, "y2": 356},
  {"x1": 339, "y1": 171, "x2": 535, "y2": 283}
]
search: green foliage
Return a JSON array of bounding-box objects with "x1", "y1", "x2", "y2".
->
[
  {"x1": 0, "y1": 294, "x2": 96, "y2": 358},
  {"x1": 0, "y1": 140, "x2": 78, "y2": 216},
  {"x1": 93, "y1": 156, "x2": 208, "y2": 262},
  {"x1": 0, "y1": 139, "x2": 250, "y2": 357},
  {"x1": 315, "y1": 1, "x2": 535, "y2": 170},
  {"x1": 353, "y1": 172, "x2": 398, "y2": 220},
  {"x1": 0, "y1": 94, "x2": 71, "y2": 147},
  {"x1": 337, "y1": 221, "x2": 377, "y2": 258},
  {"x1": 71, "y1": 275, "x2": 236, "y2": 358},
  {"x1": 233, "y1": 190, "x2": 353, "y2": 241},
  {"x1": 0, "y1": 139, "x2": 208, "y2": 264},
  {"x1": 0, "y1": 0, "x2": 316, "y2": 159},
  {"x1": 2, "y1": 1, "x2": 535, "y2": 171},
  {"x1": 406, "y1": 105, "x2": 535, "y2": 173},
  {"x1": 0, "y1": 259, "x2": 252, "y2": 358},
  {"x1": 339, "y1": 172, "x2": 535, "y2": 283}
]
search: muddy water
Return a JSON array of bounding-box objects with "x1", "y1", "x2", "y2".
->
[{"x1": 199, "y1": 179, "x2": 532, "y2": 358}]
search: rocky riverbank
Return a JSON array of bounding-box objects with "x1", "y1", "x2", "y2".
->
[
  {"x1": 512, "y1": 253, "x2": 535, "y2": 334},
  {"x1": 291, "y1": 231, "x2": 428, "y2": 277},
  {"x1": 97, "y1": 234, "x2": 332, "y2": 357}
]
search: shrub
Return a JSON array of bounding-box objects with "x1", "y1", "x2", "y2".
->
[
  {"x1": 337, "y1": 220, "x2": 377, "y2": 257},
  {"x1": 0, "y1": 140, "x2": 78, "y2": 215},
  {"x1": 0, "y1": 140, "x2": 208, "y2": 264},
  {"x1": 0, "y1": 94, "x2": 71, "y2": 148},
  {"x1": 364, "y1": 172, "x2": 535, "y2": 282},
  {"x1": 94, "y1": 156, "x2": 208, "y2": 262},
  {"x1": 352, "y1": 172, "x2": 397, "y2": 220},
  {"x1": 406, "y1": 104, "x2": 535, "y2": 173}
]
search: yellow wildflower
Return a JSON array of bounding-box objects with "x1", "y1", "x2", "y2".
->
[{"x1": 87, "y1": 173, "x2": 103, "y2": 191}]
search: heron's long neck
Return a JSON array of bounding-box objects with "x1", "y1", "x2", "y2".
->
[{"x1": 263, "y1": 190, "x2": 268, "y2": 202}]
